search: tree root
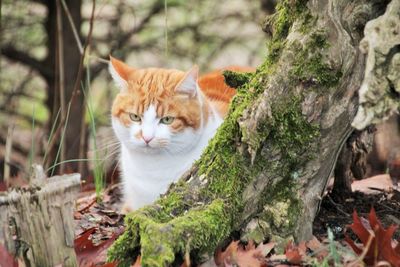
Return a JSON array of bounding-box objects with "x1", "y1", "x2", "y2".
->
[{"x1": 108, "y1": 199, "x2": 231, "y2": 266}]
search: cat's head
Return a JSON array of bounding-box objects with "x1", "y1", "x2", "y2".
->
[{"x1": 109, "y1": 57, "x2": 206, "y2": 154}]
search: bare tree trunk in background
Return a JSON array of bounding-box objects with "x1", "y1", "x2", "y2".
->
[
  {"x1": 43, "y1": 0, "x2": 87, "y2": 175},
  {"x1": 332, "y1": 128, "x2": 374, "y2": 198},
  {"x1": 107, "y1": 0, "x2": 394, "y2": 266}
]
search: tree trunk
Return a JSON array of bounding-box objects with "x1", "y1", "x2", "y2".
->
[
  {"x1": 331, "y1": 127, "x2": 374, "y2": 198},
  {"x1": 44, "y1": 0, "x2": 87, "y2": 174},
  {"x1": 107, "y1": 0, "x2": 391, "y2": 266}
]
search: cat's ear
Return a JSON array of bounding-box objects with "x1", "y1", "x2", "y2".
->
[
  {"x1": 175, "y1": 65, "x2": 199, "y2": 97},
  {"x1": 109, "y1": 56, "x2": 133, "y2": 90}
]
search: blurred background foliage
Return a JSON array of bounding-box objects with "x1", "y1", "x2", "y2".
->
[{"x1": 0, "y1": 0, "x2": 269, "y2": 185}]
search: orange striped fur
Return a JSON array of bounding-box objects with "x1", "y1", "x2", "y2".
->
[
  {"x1": 199, "y1": 66, "x2": 255, "y2": 116},
  {"x1": 111, "y1": 57, "x2": 254, "y2": 132}
]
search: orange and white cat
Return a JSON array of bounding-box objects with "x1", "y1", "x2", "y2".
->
[{"x1": 109, "y1": 56, "x2": 253, "y2": 211}]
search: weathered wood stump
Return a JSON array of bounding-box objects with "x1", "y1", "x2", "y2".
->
[{"x1": 0, "y1": 166, "x2": 80, "y2": 267}]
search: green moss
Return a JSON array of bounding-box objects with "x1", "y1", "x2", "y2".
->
[
  {"x1": 261, "y1": 181, "x2": 302, "y2": 234},
  {"x1": 244, "y1": 94, "x2": 319, "y2": 242},
  {"x1": 299, "y1": 12, "x2": 316, "y2": 34},
  {"x1": 264, "y1": 0, "x2": 309, "y2": 63},
  {"x1": 290, "y1": 31, "x2": 343, "y2": 87},
  {"x1": 222, "y1": 70, "x2": 252, "y2": 88},
  {"x1": 274, "y1": 0, "x2": 309, "y2": 39},
  {"x1": 108, "y1": 199, "x2": 230, "y2": 267},
  {"x1": 269, "y1": 96, "x2": 319, "y2": 170}
]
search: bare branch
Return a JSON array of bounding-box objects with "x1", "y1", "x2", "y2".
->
[
  {"x1": 0, "y1": 71, "x2": 33, "y2": 110},
  {"x1": 89, "y1": 0, "x2": 165, "y2": 76},
  {"x1": 1, "y1": 46, "x2": 52, "y2": 80},
  {"x1": 0, "y1": 108, "x2": 44, "y2": 127},
  {"x1": 0, "y1": 134, "x2": 29, "y2": 157}
]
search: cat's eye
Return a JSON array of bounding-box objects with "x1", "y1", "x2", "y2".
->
[
  {"x1": 129, "y1": 113, "x2": 141, "y2": 122},
  {"x1": 160, "y1": 116, "x2": 175, "y2": 125}
]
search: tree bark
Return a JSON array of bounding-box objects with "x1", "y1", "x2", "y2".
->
[
  {"x1": 43, "y1": 0, "x2": 86, "y2": 174},
  {"x1": 332, "y1": 127, "x2": 374, "y2": 198},
  {"x1": 107, "y1": 0, "x2": 391, "y2": 266}
]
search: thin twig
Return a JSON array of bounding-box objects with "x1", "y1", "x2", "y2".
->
[
  {"x1": 70, "y1": 0, "x2": 96, "y2": 105},
  {"x1": 0, "y1": 134, "x2": 28, "y2": 156},
  {"x1": 327, "y1": 195, "x2": 350, "y2": 217},
  {"x1": 28, "y1": 104, "x2": 36, "y2": 180},
  {"x1": 60, "y1": 0, "x2": 83, "y2": 54},
  {"x1": 348, "y1": 234, "x2": 374, "y2": 267},
  {"x1": 56, "y1": 0, "x2": 66, "y2": 173},
  {"x1": 4, "y1": 123, "x2": 14, "y2": 187},
  {"x1": 164, "y1": 0, "x2": 168, "y2": 58},
  {"x1": 76, "y1": 0, "x2": 96, "y2": 176}
]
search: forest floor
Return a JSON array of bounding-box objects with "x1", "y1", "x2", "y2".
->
[
  {"x1": 1, "y1": 171, "x2": 399, "y2": 266},
  {"x1": 70, "y1": 174, "x2": 400, "y2": 267}
]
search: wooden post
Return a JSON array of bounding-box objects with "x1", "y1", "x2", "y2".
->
[{"x1": 0, "y1": 166, "x2": 80, "y2": 267}]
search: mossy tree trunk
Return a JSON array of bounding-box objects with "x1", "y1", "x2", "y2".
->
[{"x1": 108, "y1": 0, "x2": 392, "y2": 266}]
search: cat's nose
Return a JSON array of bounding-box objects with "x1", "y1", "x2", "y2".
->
[{"x1": 142, "y1": 136, "x2": 154, "y2": 144}]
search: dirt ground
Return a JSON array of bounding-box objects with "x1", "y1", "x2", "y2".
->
[{"x1": 314, "y1": 188, "x2": 400, "y2": 241}]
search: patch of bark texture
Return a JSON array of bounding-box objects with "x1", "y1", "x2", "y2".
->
[
  {"x1": 352, "y1": 0, "x2": 400, "y2": 129},
  {"x1": 108, "y1": 1, "x2": 391, "y2": 266}
]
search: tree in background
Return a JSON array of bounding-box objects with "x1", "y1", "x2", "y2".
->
[{"x1": 0, "y1": 0, "x2": 265, "y2": 176}]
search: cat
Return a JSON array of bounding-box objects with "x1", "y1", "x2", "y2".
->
[{"x1": 109, "y1": 56, "x2": 253, "y2": 211}]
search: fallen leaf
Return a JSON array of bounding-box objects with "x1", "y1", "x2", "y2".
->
[
  {"x1": 285, "y1": 241, "x2": 306, "y2": 265},
  {"x1": 352, "y1": 174, "x2": 393, "y2": 194},
  {"x1": 75, "y1": 227, "x2": 124, "y2": 267},
  {"x1": 215, "y1": 240, "x2": 271, "y2": 267},
  {"x1": 345, "y1": 208, "x2": 400, "y2": 266},
  {"x1": 0, "y1": 244, "x2": 17, "y2": 267},
  {"x1": 306, "y1": 236, "x2": 328, "y2": 258}
]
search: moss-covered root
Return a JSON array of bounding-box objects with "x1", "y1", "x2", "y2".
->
[
  {"x1": 108, "y1": 199, "x2": 232, "y2": 267},
  {"x1": 223, "y1": 70, "x2": 252, "y2": 88}
]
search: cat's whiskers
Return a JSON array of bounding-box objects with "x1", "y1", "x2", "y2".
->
[
  {"x1": 108, "y1": 56, "x2": 248, "y2": 210},
  {"x1": 102, "y1": 149, "x2": 120, "y2": 161},
  {"x1": 90, "y1": 145, "x2": 120, "y2": 159},
  {"x1": 91, "y1": 144, "x2": 120, "y2": 154}
]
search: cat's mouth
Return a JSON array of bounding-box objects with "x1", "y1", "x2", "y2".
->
[{"x1": 136, "y1": 142, "x2": 166, "y2": 152}]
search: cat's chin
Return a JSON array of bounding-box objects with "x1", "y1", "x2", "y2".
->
[{"x1": 126, "y1": 144, "x2": 166, "y2": 154}]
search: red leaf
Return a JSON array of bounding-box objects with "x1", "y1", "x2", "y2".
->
[
  {"x1": 345, "y1": 208, "x2": 400, "y2": 266},
  {"x1": 74, "y1": 227, "x2": 97, "y2": 252},
  {"x1": 0, "y1": 244, "x2": 18, "y2": 267},
  {"x1": 344, "y1": 234, "x2": 363, "y2": 255},
  {"x1": 74, "y1": 227, "x2": 123, "y2": 267},
  {"x1": 285, "y1": 241, "x2": 305, "y2": 264},
  {"x1": 349, "y1": 210, "x2": 373, "y2": 245},
  {"x1": 214, "y1": 240, "x2": 272, "y2": 267}
]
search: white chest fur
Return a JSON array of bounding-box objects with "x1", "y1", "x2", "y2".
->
[{"x1": 119, "y1": 113, "x2": 222, "y2": 210}]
